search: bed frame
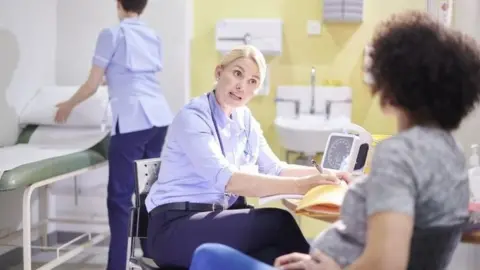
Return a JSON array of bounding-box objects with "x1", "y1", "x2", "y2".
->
[
  {"x1": 21, "y1": 161, "x2": 108, "y2": 270},
  {"x1": 0, "y1": 158, "x2": 110, "y2": 269}
]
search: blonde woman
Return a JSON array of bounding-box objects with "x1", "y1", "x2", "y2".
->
[{"x1": 145, "y1": 45, "x2": 337, "y2": 268}]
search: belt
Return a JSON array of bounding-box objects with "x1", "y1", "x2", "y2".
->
[{"x1": 149, "y1": 202, "x2": 224, "y2": 217}]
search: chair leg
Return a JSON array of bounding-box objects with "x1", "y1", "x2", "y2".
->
[
  {"x1": 127, "y1": 206, "x2": 139, "y2": 269},
  {"x1": 127, "y1": 236, "x2": 134, "y2": 269}
]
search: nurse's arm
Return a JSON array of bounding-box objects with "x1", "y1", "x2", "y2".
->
[
  {"x1": 252, "y1": 120, "x2": 319, "y2": 177},
  {"x1": 65, "y1": 65, "x2": 105, "y2": 107},
  {"x1": 66, "y1": 27, "x2": 115, "y2": 107},
  {"x1": 175, "y1": 109, "x2": 319, "y2": 198},
  {"x1": 279, "y1": 165, "x2": 320, "y2": 177}
]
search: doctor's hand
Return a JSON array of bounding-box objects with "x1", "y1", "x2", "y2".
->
[
  {"x1": 321, "y1": 170, "x2": 352, "y2": 186},
  {"x1": 274, "y1": 250, "x2": 341, "y2": 270},
  {"x1": 335, "y1": 172, "x2": 353, "y2": 185},
  {"x1": 54, "y1": 101, "x2": 74, "y2": 123},
  {"x1": 296, "y1": 174, "x2": 340, "y2": 194}
]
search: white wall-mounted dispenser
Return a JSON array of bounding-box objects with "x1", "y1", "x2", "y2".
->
[
  {"x1": 323, "y1": 0, "x2": 364, "y2": 23},
  {"x1": 215, "y1": 19, "x2": 283, "y2": 56}
]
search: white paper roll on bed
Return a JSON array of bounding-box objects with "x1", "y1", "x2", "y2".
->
[
  {"x1": 19, "y1": 85, "x2": 112, "y2": 127},
  {"x1": 0, "y1": 85, "x2": 112, "y2": 179}
]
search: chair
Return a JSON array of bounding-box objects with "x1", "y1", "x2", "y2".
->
[
  {"x1": 127, "y1": 158, "x2": 187, "y2": 270},
  {"x1": 407, "y1": 224, "x2": 466, "y2": 270}
]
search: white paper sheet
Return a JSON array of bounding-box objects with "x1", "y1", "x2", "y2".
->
[
  {"x1": 0, "y1": 144, "x2": 84, "y2": 174},
  {"x1": 28, "y1": 126, "x2": 108, "y2": 149},
  {"x1": 0, "y1": 85, "x2": 110, "y2": 179},
  {"x1": 258, "y1": 194, "x2": 304, "y2": 205}
]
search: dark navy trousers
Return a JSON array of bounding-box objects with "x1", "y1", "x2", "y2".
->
[
  {"x1": 147, "y1": 199, "x2": 310, "y2": 268},
  {"x1": 107, "y1": 125, "x2": 168, "y2": 270}
]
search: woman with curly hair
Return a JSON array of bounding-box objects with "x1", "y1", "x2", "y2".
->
[{"x1": 189, "y1": 10, "x2": 480, "y2": 270}]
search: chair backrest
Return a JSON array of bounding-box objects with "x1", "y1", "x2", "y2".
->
[
  {"x1": 130, "y1": 158, "x2": 161, "y2": 239},
  {"x1": 133, "y1": 157, "x2": 162, "y2": 197},
  {"x1": 407, "y1": 224, "x2": 465, "y2": 270}
]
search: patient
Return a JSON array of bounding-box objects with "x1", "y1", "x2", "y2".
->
[{"x1": 189, "y1": 10, "x2": 480, "y2": 270}]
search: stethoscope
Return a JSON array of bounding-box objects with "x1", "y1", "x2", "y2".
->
[
  {"x1": 208, "y1": 90, "x2": 254, "y2": 208},
  {"x1": 207, "y1": 91, "x2": 252, "y2": 162}
]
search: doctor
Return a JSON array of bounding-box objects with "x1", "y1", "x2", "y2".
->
[
  {"x1": 145, "y1": 44, "x2": 338, "y2": 268},
  {"x1": 54, "y1": 0, "x2": 173, "y2": 269}
]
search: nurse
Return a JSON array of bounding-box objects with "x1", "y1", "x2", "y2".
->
[
  {"x1": 145, "y1": 44, "x2": 338, "y2": 268},
  {"x1": 54, "y1": 0, "x2": 173, "y2": 269}
]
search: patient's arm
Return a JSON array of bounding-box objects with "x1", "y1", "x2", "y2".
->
[{"x1": 347, "y1": 212, "x2": 413, "y2": 270}]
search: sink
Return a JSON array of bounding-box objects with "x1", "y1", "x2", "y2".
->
[{"x1": 274, "y1": 115, "x2": 353, "y2": 155}]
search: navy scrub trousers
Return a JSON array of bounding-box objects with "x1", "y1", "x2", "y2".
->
[
  {"x1": 107, "y1": 123, "x2": 168, "y2": 270},
  {"x1": 147, "y1": 197, "x2": 310, "y2": 268}
]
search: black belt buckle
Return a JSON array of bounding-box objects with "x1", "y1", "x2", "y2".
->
[{"x1": 212, "y1": 203, "x2": 223, "y2": 211}]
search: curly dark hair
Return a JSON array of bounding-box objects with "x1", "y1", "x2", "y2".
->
[
  {"x1": 369, "y1": 10, "x2": 480, "y2": 131},
  {"x1": 118, "y1": 0, "x2": 147, "y2": 14}
]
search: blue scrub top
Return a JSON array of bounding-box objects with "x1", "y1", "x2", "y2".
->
[
  {"x1": 92, "y1": 17, "x2": 173, "y2": 135},
  {"x1": 145, "y1": 92, "x2": 287, "y2": 212}
]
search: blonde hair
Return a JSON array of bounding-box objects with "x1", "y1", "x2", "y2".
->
[{"x1": 218, "y1": 45, "x2": 267, "y2": 93}]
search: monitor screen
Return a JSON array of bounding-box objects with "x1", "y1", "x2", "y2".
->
[{"x1": 322, "y1": 135, "x2": 355, "y2": 171}]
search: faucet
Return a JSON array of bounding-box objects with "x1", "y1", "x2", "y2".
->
[
  {"x1": 325, "y1": 99, "x2": 352, "y2": 120},
  {"x1": 275, "y1": 98, "x2": 301, "y2": 118},
  {"x1": 310, "y1": 67, "x2": 316, "y2": 114}
]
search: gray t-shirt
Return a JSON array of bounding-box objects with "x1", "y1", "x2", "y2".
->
[{"x1": 311, "y1": 126, "x2": 470, "y2": 267}]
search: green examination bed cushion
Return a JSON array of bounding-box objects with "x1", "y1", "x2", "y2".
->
[{"x1": 0, "y1": 125, "x2": 109, "y2": 192}]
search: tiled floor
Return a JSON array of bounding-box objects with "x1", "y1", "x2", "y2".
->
[
  {"x1": 0, "y1": 231, "x2": 130, "y2": 270},
  {"x1": 7, "y1": 263, "x2": 105, "y2": 270},
  {"x1": 2, "y1": 231, "x2": 479, "y2": 269}
]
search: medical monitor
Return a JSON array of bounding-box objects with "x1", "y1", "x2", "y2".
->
[{"x1": 321, "y1": 133, "x2": 362, "y2": 173}]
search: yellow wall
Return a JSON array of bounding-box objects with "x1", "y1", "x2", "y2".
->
[{"x1": 191, "y1": 0, "x2": 425, "y2": 238}]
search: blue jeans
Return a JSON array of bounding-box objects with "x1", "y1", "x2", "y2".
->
[{"x1": 190, "y1": 243, "x2": 275, "y2": 270}]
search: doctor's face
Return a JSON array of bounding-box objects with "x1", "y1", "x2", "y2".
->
[{"x1": 214, "y1": 57, "x2": 260, "y2": 108}]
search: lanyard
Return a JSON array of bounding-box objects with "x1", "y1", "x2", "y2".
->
[
  {"x1": 208, "y1": 91, "x2": 252, "y2": 161},
  {"x1": 208, "y1": 92, "x2": 226, "y2": 157}
]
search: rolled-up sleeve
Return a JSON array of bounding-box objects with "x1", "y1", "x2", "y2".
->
[
  {"x1": 92, "y1": 28, "x2": 116, "y2": 69},
  {"x1": 174, "y1": 108, "x2": 238, "y2": 189},
  {"x1": 252, "y1": 118, "x2": 287, "y2": 176}
]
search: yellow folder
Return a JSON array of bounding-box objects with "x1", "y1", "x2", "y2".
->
[{"x1": 294, "y1": 184, "x2": 348, "y2": 218}]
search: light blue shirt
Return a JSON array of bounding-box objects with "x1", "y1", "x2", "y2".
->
[
  {"x1": 93, "y1": 17, "x2": 173, "y2": 135},
  {"x1": 145, "y1": 92, "x2": 286, "y2": 212}
]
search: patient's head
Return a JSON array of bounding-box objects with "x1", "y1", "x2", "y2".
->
[
  {"x1": 214, "y1": 45, "x2": 266, "y2": 109},
  {"x1": 369, "y1": 10, "x2": 480, "y2": 131},
  {"x1": 117, "y1": 0, "x2": 147, "y2": 19}
]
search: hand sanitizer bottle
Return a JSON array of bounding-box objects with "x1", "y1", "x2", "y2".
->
[
  {"x1": 469, "y1": 144, "x2": 480, "y2": 201},
  {"x1": 470, "y1": 144, "x2": 479, "y2": 168}
]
